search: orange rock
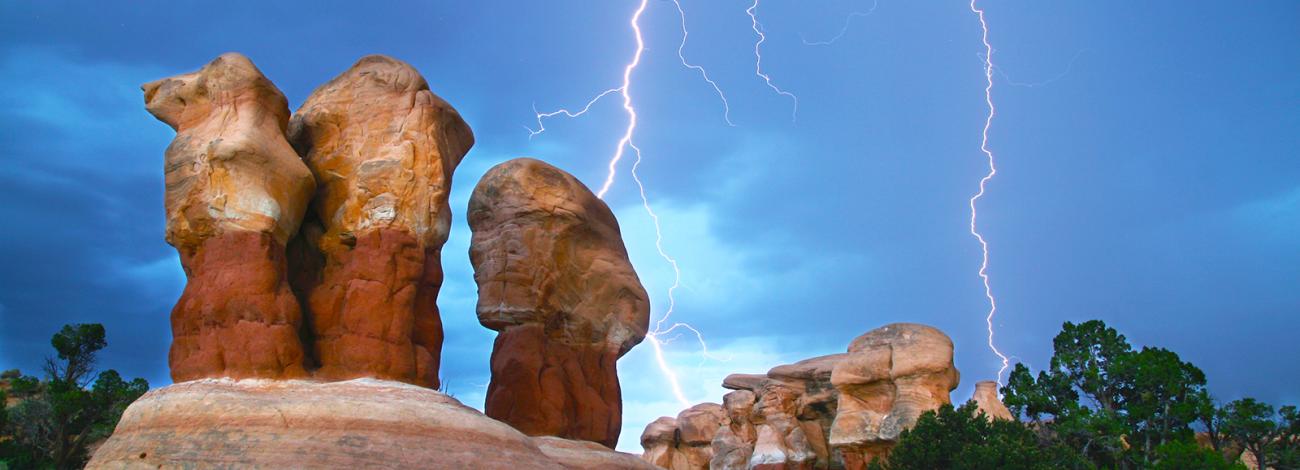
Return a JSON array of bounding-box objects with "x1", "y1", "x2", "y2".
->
[
  {"x1": 969, "y1": 380, "x2": 1013, "y2": 421},
  {"x1": 829, "y1": 323, "x2": 960, "y2": 468},
  {"x1": 142, "y1": 53, "x2": 315, "y2": 381},
  {"x1": 288, "y1": 55, "x2": 473, "y2": 388},
  {"x1": 468, "y1": 158, "x2": 650, "y2": 447}
]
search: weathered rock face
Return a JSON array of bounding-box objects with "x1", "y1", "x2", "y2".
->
[
  {"x1": 750, "y1": 380, "x2": 818, "y2": 470},
  {"x1": 711, "y1": 390, "x2": 758, "y2": 469},
  {"x1": 468, "y1": 158, "x2": 650, "y2": 447},
  {"x1": 641, "y1": 416, "x2": 681, "y2": 468},
  {"x1": 829, "y1": 323, "x2": 960, "y2": 469},
  {"x1": 86, "y1": 379, "x2": 565, "y2": 469},
  {"x1": 650, "y1": 324, "x2": 959, "y2": 470},
  {"x1": 288, "y1": 55, "x2": 473, "y2": 388},
  {"x1": 638, "y1": 405, "x2": 727, "y2": 470},
  {"x1": 969, "y1": 380, "x2": 1013, "y2": 421},
  {"x1": 142, "y1": 53, "x2": 315, "y2": 382}
]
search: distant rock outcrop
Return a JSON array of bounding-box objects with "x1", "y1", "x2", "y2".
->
[
  {"x1": 643, "y1": 323, "x2": 962, "y2": 470},
  {"x1": 142, "y1": 52, "x2": 315, "y2": 382},
  {"x1": 468, "y1": 158, "x2": 650, "y2": 448},
  {"x1": 287, "y1": 55, "x2": 473, "y2": 388},
  {"x1": 969, "y1": 380, "x2": 1013, "y2": 421}
]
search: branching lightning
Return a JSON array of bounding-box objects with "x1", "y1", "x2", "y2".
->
[
  {"x1": 671, "y1": 0, "x2": 735, "y2": 127},
  {"x1": 746, "y1": 0, "x2": 799, "y2": 122},
  {"x1": 526, "y1": 0, "x2": 739, "y2": 409},
  {"x1": 968, "y1": 0, "x2": 1010, "y2": 386},
  {"x1": 800, "y1": 0, "x2": 879, "y2": 46}
]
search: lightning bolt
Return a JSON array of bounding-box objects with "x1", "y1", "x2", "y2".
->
[
  {"x1": 800, "y1": 0, "x2": 879, "y2": 46},
  {"x1": 526, "y1": 0, "x2": 737, "y2": 409},
  {"x1": 746, "y1": 0, "x2": 799, "y2": 122},
  {"x1": 671, "y1": 0, "x2": 735, "y2": 127},
  {"x1": 969, "y1": 0, "x2": 1010, "y2": 386}
]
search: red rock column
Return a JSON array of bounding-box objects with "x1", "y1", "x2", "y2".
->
[
  {"x1": 142, "y1": 53, "x2": 316, "y2": 381},
  {"x1": 468, "y1": 158, "x2": 650, "y2": 448},
  {"x1": 288, "y1": 55, "x2": 473, "y2": 388}
]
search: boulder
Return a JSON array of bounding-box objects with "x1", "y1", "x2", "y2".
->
[
  {"x1": 288, "y1": 55, "x2": 473, "y2": 388},
  {"x1": 468, "y1": 158, "x2": 650, "y2": 447},
  {"x1": 86, "y1": 379, "x2": 562, "y2": 469},
  {"x1": 142, "y1": 53, "x2": 315, "y2": 382},
  {"x1": 829, "y1": 323, "x2": 960, "y2": 469}
]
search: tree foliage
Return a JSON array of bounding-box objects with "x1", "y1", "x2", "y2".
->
[
  {"x1": 868, "y1": 402, "x2": 1089, "y2": 470},
  {"x1": 1210, "y1": 398, "x2": 1300, "y2": 470},
  {"x1": 1001, "y1": 320, "x2": 1240, "y2": 469},
  {"x1": 1, "y1": 323, "x2": 148, "y2": 469}
]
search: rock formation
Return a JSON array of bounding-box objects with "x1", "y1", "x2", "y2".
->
[
  {"x1": 829, "y1": 323, "x2": 960, "y2": 469},
  {"x1": 968, "y1": 380, "x2": 1013, "y2": 421},
  {"x1": 641, "y1": 416, "x2": 683, "y2": 468},
  {"x1": 468, "y1": 157, "x2": 650, "y2": 448},
  {"x1": 142, "y1": 53, "x2": 316, "y2": 382},
  {"x1": 86, "y1": 379, "x2": 565, "y2": 469},
  {"x1": 643, "y1": 323, "x2": 960, "y2": 470},
  {"x1": 287, "y1": 55, "x2": 473, "y2": 388},
  {"x1": 641, "y1": 404, "x2": 729, "y2": 469}
]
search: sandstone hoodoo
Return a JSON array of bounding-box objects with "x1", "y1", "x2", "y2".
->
[
  {"x1": 288, "y1": 55, "x2": 473, "y2": 388},
  {"x1": 468, "y1": 157, "x2": 651, "y2": 448},
  {"x1": 642, "y1": 322, "x2": 962, "y2": 470},
  {"x1": 969, "y1": 380, "x2": 1013, "y2": 421},
  {"x1": 143, "y1": 53, "x2": 316, "y2": 382}
]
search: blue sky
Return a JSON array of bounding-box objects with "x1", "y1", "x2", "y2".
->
[{"x1": 1, "y1": 1, "x2": 1297, "y2": 452}]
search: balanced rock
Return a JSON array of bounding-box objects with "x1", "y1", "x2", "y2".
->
[
  {"x1": 969, "y1": 380, "x2": 1013, "y2": 421},
  {"x1": 829, "y1": 323, "x2": 960, "y2": 469},
  {"x1": 469, "y1": 158, "x2": 650, "y2": 447},
  {"x1": 142, "y1": 53, "x2": 315, "y2": 382},
  {"x1": 288, "y1": 55, "x2": 473, "y2": 388},
  {"x1": 86, "y1": 379, "x2": 563, "y2": 469}
]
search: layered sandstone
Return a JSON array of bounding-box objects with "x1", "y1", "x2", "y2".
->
[
  {"x1": 642, "y1": 404, "x2": 729, "y2": 470},
  {"x1": 969, "y1": 380, "x2": 1013, "y2": 421},
  {"x1": 142, "y1": 53, "x2": 315, "y2": 382},
  {"x1": 830, "y1": 323, "x2": 960, "y2": 469},
  {"x1": 86, "y1": 379, "x2": 563, "y2": 469},
  {"x1": 645, "y1": 323, "x2": 960, "y2": 470},
  {"x1": 468, "y1": 158, "x2": 650, "y2": 448},
  {"x1": 288, "y1": 55, "x2": 473, "y2": 388}
]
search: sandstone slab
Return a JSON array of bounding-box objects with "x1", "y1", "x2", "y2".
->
[{"x1": 87, "y1": 379, "x2": 562, "y2": 469}]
